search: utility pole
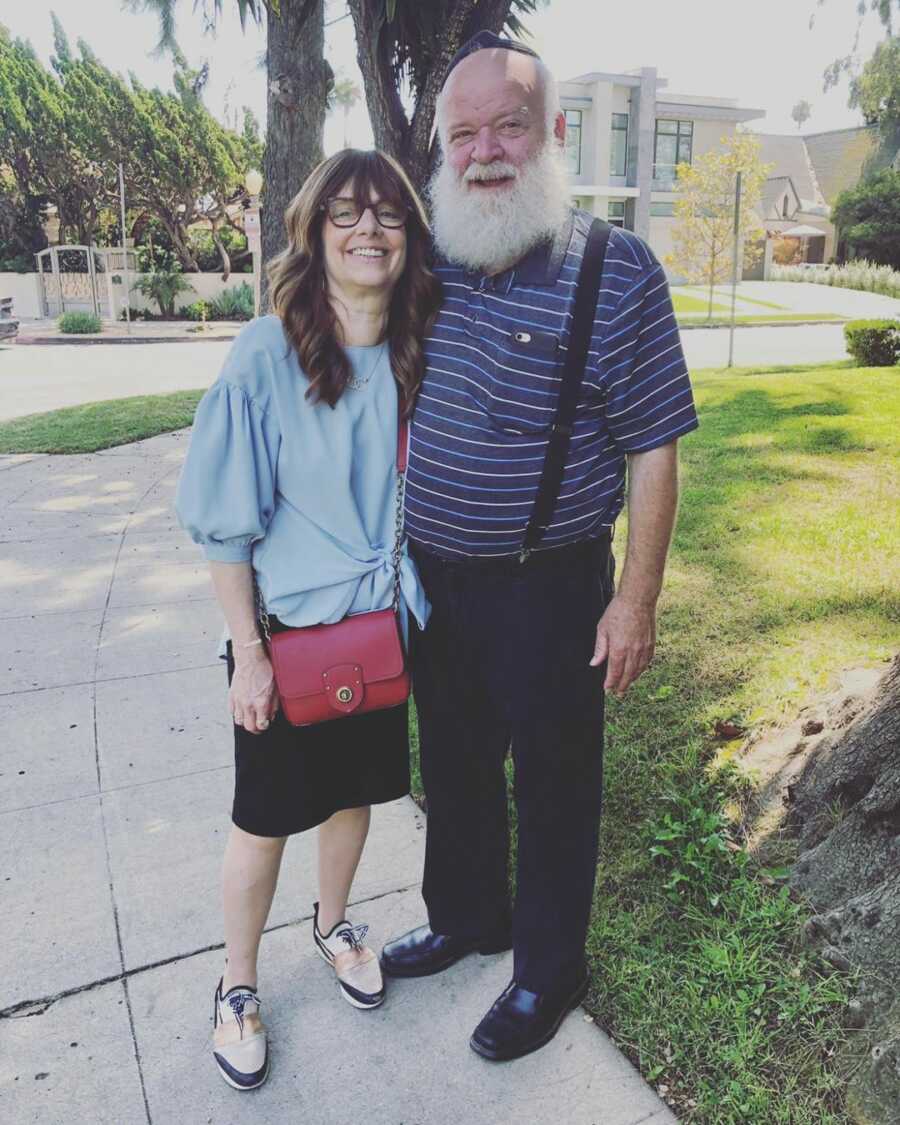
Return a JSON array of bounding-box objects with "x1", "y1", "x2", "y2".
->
[
  {"x1": 727, "y1": 171, "x2": 742, "y2": 369},
  {"x1": 118, "y1": 163, "x2": 132, "y2": 337}
]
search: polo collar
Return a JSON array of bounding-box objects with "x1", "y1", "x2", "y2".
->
[{"x1": 512, "y1": 209, "x2": 576, "y2": 287}]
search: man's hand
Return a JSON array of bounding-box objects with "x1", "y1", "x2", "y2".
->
[
  {"x1": 590, "y1": 594, "x2": 656, "y2": 698},
  {"x1": 230, "y1": 647, "x2": 280, "y2": 734}
]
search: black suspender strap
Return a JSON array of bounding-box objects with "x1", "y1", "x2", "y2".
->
[{"x1": 519, "y1": 218, "x2": 612, "y2": 562}]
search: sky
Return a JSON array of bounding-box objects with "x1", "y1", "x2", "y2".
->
[{"x1": 3, "y1": 0, "x2": 888, "y2": 156}]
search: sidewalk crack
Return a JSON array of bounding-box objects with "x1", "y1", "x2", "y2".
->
[{"x1": 0, "y1": 882, "x2": 421, "y2": 1020}]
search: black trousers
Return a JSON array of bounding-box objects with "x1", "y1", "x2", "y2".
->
[{"x1": 410, "y1": 536, "x2": 614, "y2": 994}]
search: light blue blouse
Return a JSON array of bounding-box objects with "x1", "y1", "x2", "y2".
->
[{"x1": 174, "y1": 315, "x2": 430, "y2": 649}]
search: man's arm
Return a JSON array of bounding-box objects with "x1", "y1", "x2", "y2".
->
[{"x1": 590, "y1": 441, "x2": 679, "y2": 697}]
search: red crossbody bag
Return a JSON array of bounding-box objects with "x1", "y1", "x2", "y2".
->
[{"x1": 257, "y1": 410, "x2": 411, "y2": 727}]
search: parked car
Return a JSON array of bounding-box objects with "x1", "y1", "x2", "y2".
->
[{"x1": 0, "y1": 297, "x2": 19, "y2": 342}]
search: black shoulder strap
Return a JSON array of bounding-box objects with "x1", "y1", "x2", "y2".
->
[{"x1": 519, "y1": 218, "x2": 612, "y2": 561}]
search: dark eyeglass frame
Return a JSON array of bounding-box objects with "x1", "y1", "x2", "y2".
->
[{"x1": 322, "y1": 197, "x2": 410, "y2": 229}]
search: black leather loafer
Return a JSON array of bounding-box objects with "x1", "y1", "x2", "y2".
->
[
  {"x1": 381, "y1": 923, "x2": 512, "y2": 978},
  {"x1": 469, "y1": 972, "x2": 589, "y2": 1061}
]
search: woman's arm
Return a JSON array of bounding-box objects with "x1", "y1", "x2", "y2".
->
[{"x1": 209, "y1": 561, "x2": 279, "y2": 735}]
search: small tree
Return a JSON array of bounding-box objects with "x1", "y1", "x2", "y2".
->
[
  {"x1": 791, "y1": 98, "x2": 812, "y2": 129},
  {"x1": 832, "y1": 168, "x2": 900, "y2": 269},
  {"x1": 665, "y1": 134, "x2": 771, "y2": 319}
]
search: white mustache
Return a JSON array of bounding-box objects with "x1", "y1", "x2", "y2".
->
[{"x1": 463, "y1": 162, "x2": 519, "y2": 183}]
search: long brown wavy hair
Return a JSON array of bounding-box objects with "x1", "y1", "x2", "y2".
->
[{"x1": 267, "y1": 149, "x2": 442, "y2": 415}]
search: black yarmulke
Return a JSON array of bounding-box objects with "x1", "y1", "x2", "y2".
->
[{"x1": 445, "y1": 31, "x2": 541, "y2": 82}]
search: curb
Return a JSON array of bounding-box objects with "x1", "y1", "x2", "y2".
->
[
  {"x1": 12, "y1": 333, "x2": 239, "y2": 346},
  {"x1": 677, "y1": 319, "x2": 847, "y2": 331}
]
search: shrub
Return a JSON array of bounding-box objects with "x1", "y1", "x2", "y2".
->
[
  {"x1": 131, "y1": 266, "x2": 194, "y2": 317},
  {"x1": 209, "y1": 282, "x2": 254, "y2": 321},
  {"x1": 179, "y1": 300, "x2": 213, "y2": 321},
  {"x1": 772, "y1": 259, "x2": 900, "y2": 299},
  {"x1": 843, "y1": 319, "x2": 900, "y2": 366},
  {"x1": 59, "y1": 311, "x2": 102, "y2": 334},
  {"x1": 0, "y1": 252, "x2": 34, "y2": 273},
  {"x1": 117, "y1": 306, "x2": 153, "y2": 322}
]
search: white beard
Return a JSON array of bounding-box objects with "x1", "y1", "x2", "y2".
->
[{"x1": 429, "y1": 141, "x2": 571, "y2": 274}]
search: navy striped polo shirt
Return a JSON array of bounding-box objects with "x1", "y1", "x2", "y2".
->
[{"x1": 405, "y1": 209, "x2": 699, "y2": 559}]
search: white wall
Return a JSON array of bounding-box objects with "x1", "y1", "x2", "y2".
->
[
  {"x1": 0, "y1": 271, "x2": 257, "y2": 320},
  {"x1": 0, "y1": 273, "x2": 44, "y2": 319},
  {"x1": 117, "y1": 272, "x2": 257, "y2": 316}
]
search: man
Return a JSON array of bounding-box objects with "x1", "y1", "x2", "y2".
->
[{"x1": 382, "y1": 33, "x2": 698, "y2": 1062}]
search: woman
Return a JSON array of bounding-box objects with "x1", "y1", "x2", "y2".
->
[{"x1": 175, "y1": 149, "x2": 441, "y2": 1091}]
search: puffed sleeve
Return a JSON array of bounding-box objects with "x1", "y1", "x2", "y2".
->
[{"x1": 175, "y1": 379, "x2": 281, "y2": 562}]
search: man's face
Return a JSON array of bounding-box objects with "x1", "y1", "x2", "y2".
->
[
  {"x1": 440, "y1": 52, "x2": 562, "y2": 188},
  {"x1": 429, "y1": 50, "x2": 570, "y2": 275}
]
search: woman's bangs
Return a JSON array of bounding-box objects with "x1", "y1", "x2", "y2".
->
[{"x1": 350, "y1": 156, "x2": 407, "y2": 214}]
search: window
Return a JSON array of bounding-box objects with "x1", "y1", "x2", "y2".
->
[
  {"x1": 565, "y1": 110, "x2": 582, "y2": 175},
  {"x1": 654, "y1": 119, "x2": 693, "y2": 185},
  {"x1": 607, "y1": 200, "x2": 626, "y2": 228},
  {"x1": 610, "y1": 112, "x2": 628, "y2": 177},
  {"x1": 650, "y1": 202, "x2": 675, "y2": 217}
]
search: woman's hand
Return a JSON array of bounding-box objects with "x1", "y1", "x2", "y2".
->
[{"x1": 230, "y1": 646, "x2": 280, "y2": 734}]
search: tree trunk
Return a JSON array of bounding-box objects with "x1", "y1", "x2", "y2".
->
[
  {"x1": 348, "y1": 0, "x2": 515, "y2": 194},
  {"x1": 154, "y1": 211, "x2": 200, "y2": 272},
  {"x1": 213, "y1": 222, "x2": 231, "y2": 282},
  {"x1": 784, "y1": 655, "x2": 900, "y2": 1123},
  {"x1": 261, "y1": 0, "x2": 330, "y2": 312},
  {"x1": 707, "y1": 256, "x2": 716, "y2": 320}
]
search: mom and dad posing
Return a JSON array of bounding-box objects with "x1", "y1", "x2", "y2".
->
[{"x1": 176, "y1": 32, "x2": 698, "y2": 1090}]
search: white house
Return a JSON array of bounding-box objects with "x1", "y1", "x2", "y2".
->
[{"x1": 559, "y1": 68, "x2": 765, "y2": 266}]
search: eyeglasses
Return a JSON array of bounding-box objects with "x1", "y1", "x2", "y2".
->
[{"x1": 324, "y1": 197, "x2": 409, "y2": 229}]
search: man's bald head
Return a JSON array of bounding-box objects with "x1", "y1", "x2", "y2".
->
[{"x1": 435, "y1": 44, "x2": 562, "y2": 148}]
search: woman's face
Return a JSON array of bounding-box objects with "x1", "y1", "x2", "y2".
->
[{"x1": 321, "y1": 178, "x2": 408, "y2": 300}]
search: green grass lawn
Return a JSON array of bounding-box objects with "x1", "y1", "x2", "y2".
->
[
  {"x1": 677, "y1": 312, "x2": 845, "y2": 326},
  {"x1": 582, "y1": 365, "x2": 898, "y2": 1122},
  {"x1": 673, "y1": 292, "x2": 731, "y2": 315},
  {"x1": 0, "y1": 390, "x2": 203, "y2": 454},
  {"x1": 680, "y1": 286, "x2": 790, "y2": 312}
]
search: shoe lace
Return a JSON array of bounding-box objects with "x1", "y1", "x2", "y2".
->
[
  {"x1": 223, "y1": 987, "x2": 260, "y2": 1037},
  {"x1": 336, "y1": 922, "x2": 369, "y2": 952}
]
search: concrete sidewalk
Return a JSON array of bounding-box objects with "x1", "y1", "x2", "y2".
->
[{"x1": 0, "y1": 433, "x2": 675, "y2": 1125}]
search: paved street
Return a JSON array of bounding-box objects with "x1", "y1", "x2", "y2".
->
[
  {"x1": 680, "y1": 323, "x2": 851, "y2": 369},
  {"x1": 0, "y1": 339, "x2": 231, "y2": 422},
  {"x1": 0, "y1": 434, "x2": 675, "y2": 1125},
  {"x1": 0, "y1": 322, "x2": 860, "y2": 423}
]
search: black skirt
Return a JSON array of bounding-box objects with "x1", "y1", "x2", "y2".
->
[{"x1": 225, "y1": 641, "x2": 410, "y2": 838}]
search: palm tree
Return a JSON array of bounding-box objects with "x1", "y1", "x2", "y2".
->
[{"x1": 331, "y1": 75, "x2": 361, "y2": 149}]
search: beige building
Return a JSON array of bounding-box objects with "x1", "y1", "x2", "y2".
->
[
  {"x1": 559, "y1": 68, "x2": 764, "y2": 266},
  {"x1": 754, "y1": 126, "x2": 883, "y2": 263}
]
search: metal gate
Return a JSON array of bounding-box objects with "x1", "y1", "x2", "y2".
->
[{"x1": 35, "y1": 245, "x2": 113, "y2": 319}]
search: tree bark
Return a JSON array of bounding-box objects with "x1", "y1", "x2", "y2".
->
[
  {"x1": 784, "y1": 655, "x2": 900, "y2": 1123},
  {"x1": 261, "y1": 0, "x2": 330, "y2": 311},
  {"x1": 347, "y1": 0, "x2": 516, "y2": 194}
]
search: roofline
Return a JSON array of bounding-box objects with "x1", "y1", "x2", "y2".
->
[
  {"x1": 563, "y1": 71, "x2": 668, "y2": 89},
  {"x1": 755, "y1": 125, "x2": 875, "y2": 140}
]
